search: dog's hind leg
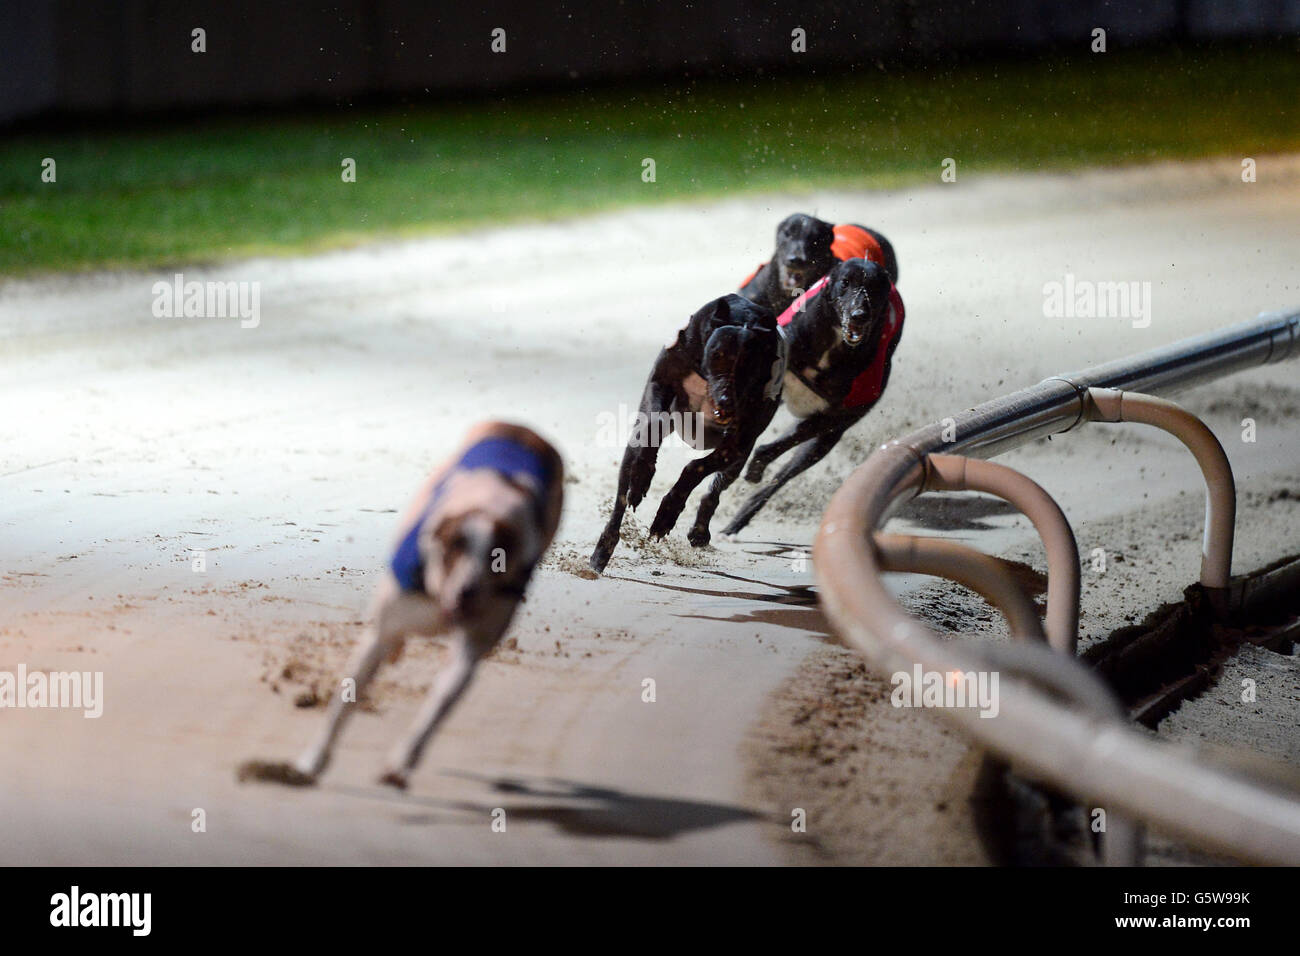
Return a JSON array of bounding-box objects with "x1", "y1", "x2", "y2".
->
[
  {"x1": 293, "y1": 581, "x2": 431, "y2": 781},
  {"x1": 590, "y1": 382, "x2": 674, "y2": 574},
  {"x1": 688, "y1": 451, "x2": 746, "y2": 547},
  {"x1": 722, "y1": 422, "x2": 851, "y2": 535}
]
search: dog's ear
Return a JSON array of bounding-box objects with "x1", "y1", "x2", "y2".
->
[
  {"x1": 726, "y1": 294, "x2": 776, "y2": 334},
  {"x1": 668, "y1": 297, "x2": 726, "y2": 351},
  {"x1": 750, "y1": 300, "x2": 778, "y2": 333},
  {"x1": 727, "y1": 323, "x2": 785, "y2": 403},
  {"x1": 712, "y1": 295, "x2": 732, "y2": 325},
  {"x1": 680, "y1": 295, "x2": 750, "y2": 360},
  {"x1": 697, "y1": 295, "x2": 738, "y2": 340}
]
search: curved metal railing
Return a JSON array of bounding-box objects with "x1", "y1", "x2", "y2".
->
[{"x1": 812, "y1": 309, "x2": 1300, "y2": 864}]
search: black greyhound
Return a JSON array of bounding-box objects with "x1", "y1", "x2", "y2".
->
[
  {"x1": 739, "y1": 213, "x2": 899, "y2": 315},
  {"x1": 723, "y1": 257, "x2": 905, "y2": 536},
  {"x1": 590, "y1": 294, "x2": 785, "y2": 573}
]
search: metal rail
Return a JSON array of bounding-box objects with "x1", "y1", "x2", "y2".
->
[
  {"x1": 922, "y1": 455, "x2": 1080, "y2": 654},
  {"x1": 813, "y1": 309, "x2": 1300, "y2": 864},
  {"x1": 875, "y1": 533, "x2": 1047, "y2": 642},
  {"x1": 1084, "y1": 388, "x2": 1236, "y2": 592}
]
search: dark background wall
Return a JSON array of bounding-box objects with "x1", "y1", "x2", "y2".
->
[{"x1": 4, "y1": 1, "x2": 1299, "y2": 125}]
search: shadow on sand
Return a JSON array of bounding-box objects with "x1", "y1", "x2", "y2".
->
[{"x1": 375, "y1": 771, "x2": 770, "y2": 839}]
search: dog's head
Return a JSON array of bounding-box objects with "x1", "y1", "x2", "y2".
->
[
  {"x1": 420, "y1": 476, "x2": 542, "y2": 623},
  {"x1": 824, "y1": 257, "x2": 892, "y2": 347},
  {"x1": 772, "y1": 213, "x2": 836, "y2": 296},
  {"x1": 700, "y1": 298, "x2": 781, "y2": 429}
]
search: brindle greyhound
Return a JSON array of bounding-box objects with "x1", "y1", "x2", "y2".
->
[
  {"x1": 590, "y1": 293, "x2": 785, "y2": 573},
  {"x1": 740, "y1": 213, "x2": 899, "y2": 315},
  {"x1": 243, "y1": 422, "x2": 563, "y2": 790},
  {"x1": 723, "y1": 257, "x2": 904, "y2": 536}
]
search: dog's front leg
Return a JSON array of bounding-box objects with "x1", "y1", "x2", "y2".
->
[
  {"x1": 688, "y1": 449, "x2": 746, "y2": 547},
  {"x1": 378, "y1": 603, "x2": 511, "y2": 788},
  {"x1": 293, "y1": 579, "x2": 427, "y2": 781},
  {"x1": 376, "y1": 633, "x2": 478, "y2": 789},
  {"x1": 648, "y1": 447, "x2": 727, "y2": 539},
  {"x1": 591, "y1": 379, "x2": 674, "y2": 574}
]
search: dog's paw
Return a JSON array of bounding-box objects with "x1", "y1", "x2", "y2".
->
[
  {"x1": 648, "y1": 504, "x2": 680, "y2": 539},
  {"x1": 378, "y1": 769, "x2": 410, "y2": 791},
  {"x1": 237, "y1": 759, "x2": 318, "y2": 787},
  {"x1": 687, "y1": 526, "x2": 711, "y2": 548},
  {"x1": 590, "y1": 525, "x2": 620, "y2": 574}
]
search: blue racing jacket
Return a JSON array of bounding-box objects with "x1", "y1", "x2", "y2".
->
[{"x1": 389, "y1": 437, "x2": 555, "y2": 594}]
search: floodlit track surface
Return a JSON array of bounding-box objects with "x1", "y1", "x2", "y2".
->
[{"x1": 3, "y1": 156, "x2": 1300, "y2": 863}]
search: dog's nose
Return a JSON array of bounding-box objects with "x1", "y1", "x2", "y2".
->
[
  {"x1": 784, "y1": 254, "x2": 807, "y2": 267},
  {"x1": 850, "y1": 309, "x2": 866, "y2": 322}
]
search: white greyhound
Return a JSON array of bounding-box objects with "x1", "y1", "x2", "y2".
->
[{"x1": 267, "y1": 422, "x2": 563, "y2": 790}]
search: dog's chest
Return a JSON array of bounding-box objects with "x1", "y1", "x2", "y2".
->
[
  {"x1": 677, "y1": 372, "x2": 718, "y2": 450},
  {"x1": 681, "y1": 372, "x2": 714, "y2": 418},
  {"x1": 782, "y1": 372, "x2": 828, "y2": 417},
  {"x1": 782, "y1": 346, "x2": 835, "y2": 418}
]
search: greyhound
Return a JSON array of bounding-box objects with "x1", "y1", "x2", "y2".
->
[
  {"x1": 254, "y1": 422, "x2": 563, "y2": 790},
  {"x1": 740, "y1": 212, "x2": 899, "y2": 315},
  {"x1": 590, "y1": 293, "x2": 785, "y2": 573},
  {"x1": 723, "y1": 257, "x2": 904, "y2": 535}
]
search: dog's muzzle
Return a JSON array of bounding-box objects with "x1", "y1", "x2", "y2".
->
[
  {"x1": 707, "y1": 380, "x2": 736, "y2": 426},
  {"x1": 842, "y1": 307, "x2": 870, "y2": 346},
  {"x1": 779, "y1": 259, "x2": 807, "y2": 292}
]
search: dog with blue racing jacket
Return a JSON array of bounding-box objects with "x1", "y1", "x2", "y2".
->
[{"x1": 290, "y1": 421, "x2": 563, "y2": 789}]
